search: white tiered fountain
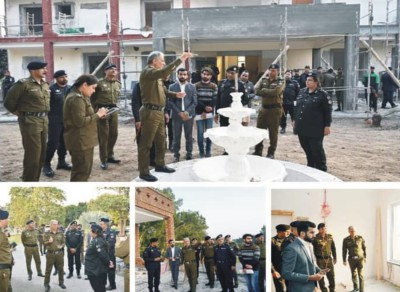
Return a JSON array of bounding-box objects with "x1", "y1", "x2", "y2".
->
[{"x1": 192, "y1": 91, "x2": 287, "y2": 182}]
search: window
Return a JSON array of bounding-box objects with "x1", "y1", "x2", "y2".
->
[
  {"x1": 144, "y1": 1, "x2": 171, "y2": 28},
  {"x1": 55, "y1": 3, "x2": 75, "y2": 19},
  {"x1": 20, "y1": 5, "x2": 43, "y2": 35},
  {"x1": 390, "y1": 202, "x2": 400, "y2": 264}
]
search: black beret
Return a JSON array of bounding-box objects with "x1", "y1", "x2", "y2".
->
[
  {"x1": 337, "y1": 67, "x2": 343, "y2": 71},
  {"x1": 370, "y1": 66, "x2": 375, "y2": 70},
  {"x1": 89, "y1": 222, "x2": 96, "y2": 225},
  {"x1": 307, "y1": 72, "x2": 318, "y2": 78},
  {"x1": 70, "y1": 220, "x2": 77, "y2": 225},
  {"x1": 226, "y1": 65, "x2": 238, "y2": 72},
  {"x1": 255, "y1": 233, "x2": 264, "y2": 238},
  {"x1": 100, "y1": 217, "x2": 110, "y2": 223},
  {"x1": 290, "y1": 221, "x2": 299, "y2": 228},
  {"x1": 150, "y1": 237, "x2": 158, "y2": 243},
  {"x1": 224, "y1": 234, "x2": 231, "y2": 239},
  {"x1": 91, "y1": 224, "x2": 103, "y2": 235},
  {"x1": 204, "y1": 236, "x2": 211, "y2": 241},
  {"x1": 304, "y1": 65, "x2": 310, "y2": 69},
  {"x1": 0, "y1": 210, "x2": 9, "y2": 220},
  {"x1": 53, "y1": 70, "x2": 67, "y2": 78},
  {"x1": 191, "y1": 238, "x2": 197, "y2": 241},
  {"x1": 105, "y1": 64, "x2": 117, "y2": 71},
  {"x1": 276, "y1": 224, "x2": 291, "y2": 232},
  {"x1": 26, "y1": 220, "x2": 34, "y2": 225},
  {"x1": 293, "y1": 69, "x2": 299, "y2": 72},
  {"x1": 201, "y1": 67, "x2": 214, "y2": 74},
  {"x1": 41, "y1": 224, "x2": 45, "y2": 227},
  {"x1": 27, "y1": 61, "x2": 47, "y2": 70},
  {"x1": 242, "y1": 233, "x2": 253, "y2": 239},
  {"x1": 216, "y1": 234, "x2": 223, "y2": 240},
  {"x1": 269, "y1": 64, "x2": 280, "y2": 70},
  {"x1": 317, "y1": 223, "x2": 326, "y2": 229}
]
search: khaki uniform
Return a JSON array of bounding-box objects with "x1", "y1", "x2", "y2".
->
[
  {"x1": 4, "y1": 77, "x2": 50, "y2": 181},
  {"x1": 257, "y1": 240, "x2": 266, "y2": 291},
  {"x1": 342, "y1": 235, "x2": 366, "y2": 292},
  {"x1": 44, "y1": 230, "x2": 65, "y2": 285},
  {"x1": 313, "y1": 234, "x2": 336, "y2": 292},
  {"x1": 116, "y1": 237, "x2": 130, "y2": 292},
  {"x1": 138, "y1": 58, "x2": 182, "y2": 176},
  {"x1": 21, "y1": 229, "x2": 43, "y2": 276},
  {"x1": 91, "y1": 78, "x2": 121, "y2": 163},
  {"x1": 254, "y1": 77, "x2": 285, "y2": 156},
  {"x1": 63, "y1": 88, "x2": 100, "y2": 181},
  {"x1": 201, "y1": 243, "x2": 215, "y2": 287},
  {"x1": 181, "y1": 244, "x2": 198, "y2": 292},
  {"x1": 271, "y1": 236, "x2": 288, "y2": 292},
  {"x1": 0, "y1": 229, "x2": 12, "y2": 292},
  {"x1": 38, "y1": 226, "x2": 46, "y2": 255}
]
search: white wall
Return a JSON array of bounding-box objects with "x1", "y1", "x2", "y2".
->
[
  {"x1": 120, "y1": 0, "x2": 142, "y2": 31},
  {"x1": 272, "y1": 189, "x2": 380, "y2": 287}
]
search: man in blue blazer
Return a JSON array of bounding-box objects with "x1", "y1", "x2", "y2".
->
[
  {"x1": 165, "y1": 239, "x2": 181, "y2": 289},
  {"x1": 282, "y1": 221, "x2": 327, "y2": 292},
  {"x1": 168, "y1": 68, "x2": 197, "y2": 162}
]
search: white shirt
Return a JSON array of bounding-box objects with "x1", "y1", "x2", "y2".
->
[
  {"x1": 180, "y1": 82, "x2": 186, "y2": 111},
  {"x1": 171, "y1": 247, "x2": 175, "y2": 260}
]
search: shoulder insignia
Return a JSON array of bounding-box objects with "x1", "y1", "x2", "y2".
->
[{"x1": 18, "y1": 78, "x2": 29, "y2": 83}]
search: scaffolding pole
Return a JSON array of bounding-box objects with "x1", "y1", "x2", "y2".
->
[{"x1": 367, "y1": 0, "x2": 373, "y2": 111}]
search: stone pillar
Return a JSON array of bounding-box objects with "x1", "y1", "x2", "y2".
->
[
  {"x1": 135, "y1": 224, "x2": 141, "y2": 265},
  {"x1": 44, "y1": 42, "x2": 54, "y2": 82},
  {"x1": 109, "y1": 0, "x2": 121, "y2": 70},
  {"x1": 344, "y1": 35, "x2": 359, "y2": 111},
  {"x1": 42, "y1": 0, "x2": 54, "y2": 80},
  {"x1": 165, "y1": 216, "x2": 175, "y2": 244}
]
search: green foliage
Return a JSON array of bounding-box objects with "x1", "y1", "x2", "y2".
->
[
  {"x1": 78, "y1": 210, "x2": 110, "y2": 231},
  {"x1": 8, "y1": 187, "x2": 66, "y2": 227},
  {"x1": 64, "y1": 202, "x2": 88, "y2": 226}
]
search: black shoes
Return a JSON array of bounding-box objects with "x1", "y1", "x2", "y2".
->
[
  {"x1": 44, "y1": 284, "x2": 51, "y2": 292},
  {"x1": 267, "y1": 153, "x2": 275, "y2": 159},
  {"x1": 67, "y1": 273, "x2": 73, "y2": 279},
  {"x1": 100, "y1": 162, "x2": 108, "y2": 170},
  {"x1": 38, "y1": 273, "x2": 44, "y2": 277},
  {"x1": 173, "y1": 157, "x2": 180, "y2": 163},
  {"x1": 28, "y1": 275, "x2": 32, "y2": 281},
  {"x1": 186, "y1": 154, "x2": 193, "y2": 160},
  {"x1": 155, "y1": 165, "x2": 176, "y2": 173},
  {"x1": 57, "y1": 160, "x2": 72, "y2": 170},
  {"x1": 107, "y1": 157, "x2": 121, "y2": 163},
  {"x1": 59, "y1": 283, "x2": 66, "y2": 289},
  {"x1": 77, "y1": 274, "x2": 81, "y2": 279},
  {"x1": 106, "y1": 285, "x2": 116, "y2": 291},
  {"x1": 43, "y1": 165, "x2": 55, "y2": 177},
  {"x1": 139, "y1": 174, "x2": 158, "y2": 182},
  {"x1": 234, "y1": 283, "x2": 239, "y2": 288},
  {"x1": 252, "y1": 151, "x2": 262, "y2": 157},
  {"x1": 280, "y1": 128, "x2": 286, "y2": 134},
  {"x1": 53, "y1": 270, "x2": 57, "y2": 276},
  {"x1": 334, "y1": 108, "x2": 341, "y2": 111}
]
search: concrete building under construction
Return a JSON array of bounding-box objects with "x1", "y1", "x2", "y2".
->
[{"x1": 1, "y1": 0, "x2": 399, "y2": 110}]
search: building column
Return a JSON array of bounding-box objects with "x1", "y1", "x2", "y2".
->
[
  {"x1": 344, "y1": 35, "x2": 359, "y2": 111},
  {"x1": 135, "y1": 224, "x2": 141, "y2": 264},
  {"x1": 109, "y1": 0, "x2": 121, "y2": 70},
  {"x1": 165, "y1": 216, "x2": 175, "y2": 244},
  {"x1": 42, "y1": 0, "x2": 54, "y2": 80},
  {"x1": 312, "y1": 48, "x2": 322, "y2": 69}
]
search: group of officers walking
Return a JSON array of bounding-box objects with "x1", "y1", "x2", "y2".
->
[
  {"x1": 272, "y1": 221, "x2": 366, "y2": 292},
  {"x1": 143, "y1": 233, "x2": 266, "y2": 292},
  {"x1": 0, "y1": 211, "x2": 130, "y2": 292}
]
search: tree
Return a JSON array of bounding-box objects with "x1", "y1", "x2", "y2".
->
[
  {"x1": 64, "y1": 202, "x2": 87, "y2": 226},
  {"x1": 87, "y1": 187, "x2": 129, "y2": 235},
  {"x1": 78, "y1": 210, "x2": 110, "y2": 232},
  {"x1": 8, "y1": 187, "x2": 66, "y2": 227}
]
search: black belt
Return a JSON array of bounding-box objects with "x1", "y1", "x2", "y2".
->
[
  {"x1": 262, "y1": 104, "x2": 281, "y2": 109},
  {"x1": 47, "y1": 249, "x2": 63, "y2": 254},
  {"x1": 184, "y1": 260, "x2": 196, "y2": 264},
  {"x1": 23, "y1": 111, "x2": 47, "y2": 117},
  {"x1": 24, "y1": 244, "x2": 38, "y2": 247},
  {"x1": 97, "y1": 104, "x2": 117, "y2": 109},
  {"x1": 142, "y1": 103, "x2": 165, "y2": 111},
  {"x1": 0, "y1": 264, "x2": 11, "y2": 269},
  {"x1": 349, "y1": 256, "x2": 363, "y2": 260}
]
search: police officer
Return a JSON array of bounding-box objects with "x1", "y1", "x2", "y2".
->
[
  {"x1": 4, "y1": 61, "x2": 50, "y2": 181},
  {"x1": 280, "y1": 70, "x2": 299, "y2": 134},
  {"x1": 0, "y1": 210, "x2": 12, "y2": 291},
  {"x1": 294, "y1": 72, "x2": 332, "y2": 172},
  {"x1": 38, "y1": 224, "x2": 46, "y2": 255},
  {"x1": 85, "y1": 224, "x2": 110, "y2": 292},
  {"x1": 312, "y1": 223, "x2": 337, "y2": 292},
  {"x1": 44, "y1": 220, "x2": 66, "y2": 291},
  {"x1": 21, "y1": 220, "x2": 44, "y2": 280},
  {"x1": 138, "y1": 51, "x2": 192, "y2": 182},
  {"x1": 255, "y1": 233, "x2": 266, "y2": 292},
  {"x1": 180, "y1": 237, "x2": 198, "y2": 292},
  {"x1": 381, "y1": 67, "x2": 399, "y2": 108},
  {"x1": 99, "y1": 218, "x2": 117, "y2": 290},
  {"x1": 66, "y1": 220, "x2": 83, "y2": 279},
  {"x1": 215, "y1": 65, "x2": 247, "y2": 127},
  {"x1": 91, "y1": 64, "x2": 122, "y2": 170},
  {"x1": 63, "y1": 74, "x2": 108, "y2": 181},
  {"x1": 214, "y1": 234, "x2": 236, "y2": 292},
  {"x1": 334, "y1": 68, "x2": 345, "y2": 111},
  {"x1": 43, "y1": 70, "x2": 72, "y2": 177},
  {"x1": 1, "y1": 69, "x2": 15, "y2": 102},
  {"x1": 254, "y1": 64, "x2": 284, "y2": 159},
  {"x1": 143, "y1": 238, "x2": 162, "y2": 292},
  {"x1": 201, "y1": 236, "x2": 216, "y2": 288},
  {"x1": 191, "y1": 238, "x2": 201, "y2": 280},
  {"x1": 271, "y1": 224, "x2": 291, "y2": 292},
  {"x1": 224, "y1": 235, "x2": 239, "y2": 288},
  {"x1": 342, "y1": 226, "x2": 366, "y2": 292},
  {"x1": 116, "y1": 236, "x2": 130, "y2": 292}
]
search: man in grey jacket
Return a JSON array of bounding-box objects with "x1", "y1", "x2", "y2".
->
[{"x1": 165, "y1": 239, "x2": 181, "y2": 289}]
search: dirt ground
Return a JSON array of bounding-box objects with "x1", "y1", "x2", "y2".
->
[{"x1": 1, "y1": 107, "x2": 399, "y2": 182}]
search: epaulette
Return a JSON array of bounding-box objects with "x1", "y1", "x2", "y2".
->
[{"x1": 18, "y1": 78, "x2": 30, "y2": 83}]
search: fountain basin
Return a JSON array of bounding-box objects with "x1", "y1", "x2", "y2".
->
[{"x1": 205, "y1": 126, "x2": 269, "y2": 156}]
